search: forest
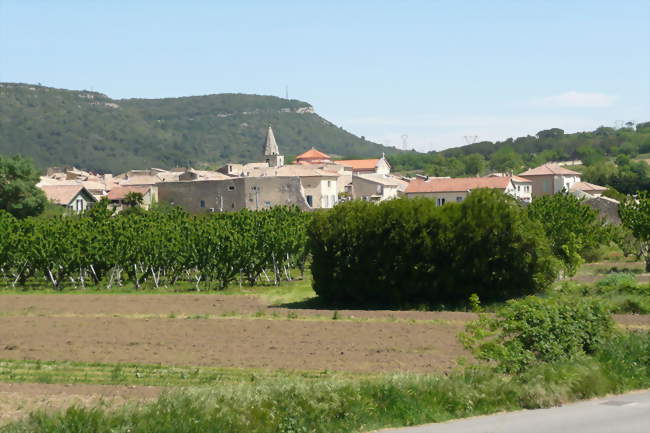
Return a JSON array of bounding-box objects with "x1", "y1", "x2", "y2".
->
[
  {"x1": 0, "y1": 83, "x2": 397, "y2": 173},
  {"x1": 388, "y1": 122, "x2": 650, "y2": 194}
]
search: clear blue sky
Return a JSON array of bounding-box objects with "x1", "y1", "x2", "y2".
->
[{"x1": 1, "y1": 0, "x2": 648, "y2": 151}]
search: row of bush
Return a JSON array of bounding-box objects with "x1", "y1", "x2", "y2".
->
[
  {"x1": 309, "y1": 190, "x2": 614, "y2": 307},
  {"x1": 0, "y1": 204, "x2": 310, "y2": 290}
]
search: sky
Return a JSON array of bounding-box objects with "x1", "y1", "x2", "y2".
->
[{"x1": 1, "y1": 0, "x2": 649, "y2": 152}]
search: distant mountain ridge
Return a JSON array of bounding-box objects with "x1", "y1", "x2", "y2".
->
[{"x1": 0, "y1": 83, "x2": 398, "y2": 173}]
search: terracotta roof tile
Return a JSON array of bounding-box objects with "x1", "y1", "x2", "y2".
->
[
  {"x1": 107, "y1": 186, "x2": 151, "y2": 201},
  {"x1": 405, "y1": 177, "x2": 512, "y2": 193},
  {"x1": 519, "y1": 164, "x2": 581, "y2": 176},
  {"x1": 335, "y1": 159, "x2": 380, "y2": 170},
  {"x1": 569, "y1": 181, "x2": 608, "y2": 192},
  {"x1": 39, "y1": 185, "x2": 93, "y2": 205},
  {"x1": 296, "y1": 148, "x2": 330, "y2": 160}
]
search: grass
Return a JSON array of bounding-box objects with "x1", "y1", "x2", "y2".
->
[
  {"x1": 2, "y1": 331, "x2": 648, "y2": 433},
  {"x1": 0, "y1": 359, "x2": 368, "y2": 387},
  {"x1": 0, "y1": 270, "x2": 318, "y2": 306}
]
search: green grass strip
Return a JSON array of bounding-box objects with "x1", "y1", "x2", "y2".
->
[{"x1": 0, "y1": 359, "x2": 372, "y2": 387}]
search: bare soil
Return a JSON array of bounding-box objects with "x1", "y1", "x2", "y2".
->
[
  {"x1": 0, "y1": 382, "x2": 160, "y2": 424},
  {"x1": 0, "y1": 293, "x2": 480, "y2": 322},
  {"x1": 0, "y1": 315, "x2": 466, "y2": 373}
]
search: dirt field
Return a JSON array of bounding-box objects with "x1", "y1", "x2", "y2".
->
[
  {"x1": 0, "y1": 382, "x2": 160, "y2": 424},
  {"x1": 0, "y1": 293, "x2": 480, "y2": 322},
  {"x1": 0, "y1": 293, "x2": 648, "y2": 424},
  {"x1": 0, "y1": 294, "x2": 472, "y2": 374}
]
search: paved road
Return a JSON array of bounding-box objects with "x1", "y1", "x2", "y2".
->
[{"x1": 375, "y1": 390, "x2": 650, "y2": 433}]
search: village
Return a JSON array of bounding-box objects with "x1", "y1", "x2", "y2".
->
[{"x1": 36, "y1": 124, "x2": 619, "y2": 221}]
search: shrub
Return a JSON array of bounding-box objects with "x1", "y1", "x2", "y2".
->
[
  {"x1": 461, "y1": 296, "x2": 615, "y2": 373},
  {"x1": 309, "y1": 190, "x2": 558, "y2": 307}
]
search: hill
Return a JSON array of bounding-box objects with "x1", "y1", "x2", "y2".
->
[
  {"x1": 0, "y1": 83, "x2": 398, "y2": 173},
  {"x1": 388, "y1": 123, "x2": 650, "y2": 194}
]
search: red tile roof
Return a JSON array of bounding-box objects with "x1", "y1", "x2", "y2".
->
[
  {"x1": 335, "y1": 159, "x2": 380, "y2": 170},
  {"x1": 295, "y1": 148, "x2": 330, "y2": 160},
  {"x1": 519, "y1": 164, "x2": 581, "y2": 176},
  {"x1": 405, "y1": 177, "x2": 512, "y2": 193},
  {"x1": 107, "y1": 186, "x2": 151, "y2": 201},
  {"x1": 40, "y1": 185, "x2": 90, "y2": 205},
  {"x1": 570, "y1": 181, "x2": 608, "y2": 192}
]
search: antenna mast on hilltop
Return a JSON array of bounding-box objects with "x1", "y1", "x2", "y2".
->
[
  {"x1": 464, "y1": 135, "x2": 479, "y2": 145},
  {"x1": 285, "y1": 85, "x2": 289, "y2": 100},
  {"x1": 401, "y1": 134, "x2": 409, "y2": 150}
]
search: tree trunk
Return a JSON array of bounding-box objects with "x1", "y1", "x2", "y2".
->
[{"x1": 646, "y1": 256, "x2": 650, "y2": 273}]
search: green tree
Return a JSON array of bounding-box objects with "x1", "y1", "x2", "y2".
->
[
  {"x1": 528, "y1": 193, "x2": 610, "y2": 276},
  {"x1": 490, "y1": 146, "x2": 523, "y2": 173},
  {"x1": 123, "y1": 192, "x2": 144, "y2": 207},
  {"x1": 619, "y1": 192, "x2": 650, "y2": 271},
  {"x1": 0, "y1": 155, "x2": 47, "y2": 218}
]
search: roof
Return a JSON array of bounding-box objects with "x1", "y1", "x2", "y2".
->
[
  {"x1": 519, "y1": 163, "x2": 581, "y2": 176},
  {"x1": 295, "y1": 148, "x2": 330, "y2": 160},
  {"x1": 246, "y1": 165, "x2": 339, "y2": 178},
  {"x1": 107, "y1": 186, "x2": 152, "y2": 201},
  {"x1": 39, "y1": 185, "x2": 96, "y2": 205},
  {"x1": 405, "y1": 177, "x2": 512, "y2": 194},
  {"x1": 264, "y1": 125, "x2": 279, "y2": 156},
  {"x1": 335, "y1": 159, "x2": 381, "y2": 170},
  {"x1": 569, "y1": 181, "x2": 608, "y2": 192},
  {"x1": 355, "y1": 174, "x2": 408, "y2": 187},
  {"x1": 511, "y1": 175, "x2": 533, "y2": 183}
]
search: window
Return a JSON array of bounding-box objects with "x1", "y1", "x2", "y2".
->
[
  {"x1": 264, "y1": 201, "x2": 271, "y2": 207},
  {"x1": 306, "y1": 195, "x2": 313, "y2": 207},
  {"x1": 436, "y1": 198, "x2": 446, "y2": 206},
  {"x1": 199, "y1": 200, "x2": 205, "y2": 208},
  {"x1": 327, "y1": 180, "x2": 331, "y2": 188},
  {"x1": 228, "y1": 185, "x2": 235, "y2": 191},
  {"x1": 543, "y1": 179, "x2": 550, "y2": 193},
  {"x1": 456, "y1": 196, "x2": 463, "y2": 203},
  {"x1": 324, "y1": 195, "x2": 329, "y2": 208},
  {"x1": 75, "y1": 198, "x2": 83, "y2": 212},
  {"x1": 252, "y1": 186, "x2": 258, "y2": 191}
]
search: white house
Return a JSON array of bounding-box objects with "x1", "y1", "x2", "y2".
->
[
  {"x1": 404, "y1": 176, "x2": 532, "y2": 204},
  {"x1": 39, "y1": 185, "x2": 97, "y2": 213}
]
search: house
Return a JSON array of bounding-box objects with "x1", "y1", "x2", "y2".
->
[
  {"x1": 242, "y1": 165, "x2": 340, "y2": 209},
  {"x1": 518, "y1": 164, "x2": 581, "y2": 197},
  {"x1": 335, "y1": 154, "x2": 391, "y2": 175},
  {"x1": 352, "y1": 174, "x2": 408, "y2": 201},
  {"x1": 178, "y1": 169, "x2": 232, "y2": 182},
  {"x1": 39, "y1": 185, "x2": 97, "y2": 213},
  {"x1": 403, "y1": 176, "x2": 532, "y2": 204},
  {"x1": 216, "y1": 162, "x2": 269, "y2": 177},
  {"x1": 569, "y1": 181, "x2": 608, "y2": 197},
  {"x1": 157, "y1": 176, "x2": 309, "y2": 212},
  {"x1": 107, "y1": 186, "x2": 157, "y2": 211},
  {"x1": 294, "y1": 148, "x2": 332, "y2": 165}
]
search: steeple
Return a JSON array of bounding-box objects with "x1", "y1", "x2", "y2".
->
[
  {"x1": 263, "y1": 124, "x2": 284, "y2": 167},
  {"x1": 264, "y1": 124, "x2": 279, "y2": 156}
]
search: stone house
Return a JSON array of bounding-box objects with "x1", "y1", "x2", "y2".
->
[
  {"x1": 107, "y1": 186, "x2": 157, "y2": 211},
  {"x1": 352, "y1": 174, "x2": 408, "y2": 201},
  {"x1": 157, "y1": 176, "x2": 309, "y2": 213},
  {"x1": 403, "y1": 176, "x2": 532, "y2": 204},
  {"x1": 518, "y1": 164, "x2": 581, "y2": 197}
]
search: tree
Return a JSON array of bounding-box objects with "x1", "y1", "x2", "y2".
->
[
  {"x1": 490, "y1": 147, "x2": 523, "y2": 173},
  {"x1": 619, "y1": 192, "x2": 650, "y2": 271},
  {"x1": 123, "y1": 192, "x2": 144, "y2": 208},
  {"x1": 0, "y1": 155, "x2": 47, "y2": 218},
  {"x1": 528, "y1": 193, "x2": 610, "y2": 276}
]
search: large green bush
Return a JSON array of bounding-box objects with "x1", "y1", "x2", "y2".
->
[
  {"x1": 461, "y1": 296, "x2": 615, "y2": 372},
  {"x1": 309, "y1": 190, "x2": 558, "y2": 307}
]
